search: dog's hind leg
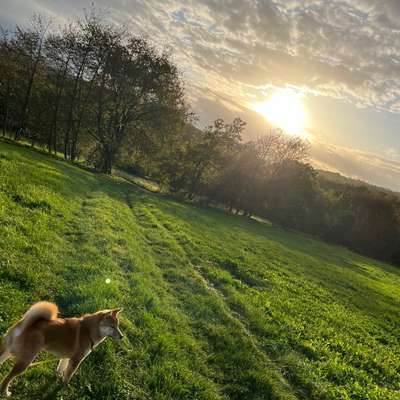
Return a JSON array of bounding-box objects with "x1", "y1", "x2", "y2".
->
[
  {"x1": 1, "y1": 353, "x2": 37, "y2": 398},
  {"x1": 0, "y1": 344, "x2": 10, "y2": 366}
]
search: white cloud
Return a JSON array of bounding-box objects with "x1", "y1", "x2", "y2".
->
[{"x1": 385, "y1": 147, "x2": 400, "y2": 160}]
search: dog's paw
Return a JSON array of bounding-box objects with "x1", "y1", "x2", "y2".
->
[{"x1": 1, "y1": 386, "x2": 10, "y2": 398}]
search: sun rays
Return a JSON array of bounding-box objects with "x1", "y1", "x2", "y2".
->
[{"x1": 253, "y1": 89, "x2": 308, "y2": 138}]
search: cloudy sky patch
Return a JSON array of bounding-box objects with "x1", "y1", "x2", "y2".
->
[{"x1": 1, "y1": 0, "x2": 400, "y2": 190}]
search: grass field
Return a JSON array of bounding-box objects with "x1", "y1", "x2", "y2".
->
[{"x1": 0, "y1": 139, "x2": 399, "y2": 400}]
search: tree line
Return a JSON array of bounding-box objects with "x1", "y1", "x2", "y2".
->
[
  {"x1": 1, "y1": 13, "x2": 399, "y2": 266},
  {"x1": 154, "y1": 118, "x2": 400, "y2": 265},
  {"x1": 0, "y1": 13, "x2": 187, "y2": 173}
]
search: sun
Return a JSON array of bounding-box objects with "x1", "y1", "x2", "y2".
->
[{"x1": 253, "y1": 90, "x2": 307, "y2": 137}]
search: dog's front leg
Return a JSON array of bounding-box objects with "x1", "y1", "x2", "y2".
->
[
  {"x1": 62, "y1": 354, "x2": 86, "y2": 385},
  {"x1": 56, "y1": 359, "x2": 69, "y2": 378}
]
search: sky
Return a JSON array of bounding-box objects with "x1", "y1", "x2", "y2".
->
[{"x1": 1, "y1": 0, "x2": 400, "y2": 190}]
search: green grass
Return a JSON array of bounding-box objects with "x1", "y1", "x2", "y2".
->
[
  {"x1": 114, "y1": 169, "x2": 161, "y2": 193},
  {"x1": 0, "y1": 139, "x2": 399, "y2": 400}
]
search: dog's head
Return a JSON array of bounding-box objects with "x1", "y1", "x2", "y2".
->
[{"x1": 99, "y1": 308, "x2": 124, "y2": 340}]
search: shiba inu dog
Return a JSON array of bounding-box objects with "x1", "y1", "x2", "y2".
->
[{"x1": 0, "y1": 301, "x2": 123, "y2": 397}]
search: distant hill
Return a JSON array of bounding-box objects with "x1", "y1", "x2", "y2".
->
[{"x1": 317, "y1": 169, "x2": 400, "y2": 198}]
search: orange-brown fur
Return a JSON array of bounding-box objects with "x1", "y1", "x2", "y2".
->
[{"x1": 0, "y1": 301, "x2": 123, "y2": 397}]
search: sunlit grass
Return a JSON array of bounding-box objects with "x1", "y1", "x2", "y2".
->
[{"x1": 0, "y1": 139, "x2": 399, "y2": 399}]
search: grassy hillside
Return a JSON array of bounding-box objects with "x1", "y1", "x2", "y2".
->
[{"x1": 0, "y1": 139, "x2": 399, "y2": 400}]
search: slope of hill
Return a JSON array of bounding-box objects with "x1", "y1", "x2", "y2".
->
[{"x1": 0, "y1": 139, "x2": 399, "y2": 400}]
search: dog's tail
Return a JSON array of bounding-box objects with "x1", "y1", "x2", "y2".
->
[{"x1": 9, "y1": 301, "x2": 58, "y2": 339}]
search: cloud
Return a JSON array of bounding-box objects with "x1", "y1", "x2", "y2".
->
[
  {"x1": 385, "y1": 147, "x2": 400, "y2": 161},
  {"x1": 2, "y1": 0, "x2": 400, "y2": 113}
]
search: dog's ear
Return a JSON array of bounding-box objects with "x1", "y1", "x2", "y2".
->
[{"x1": 111, "y1": 308, "x2": 123, "y2": 316}]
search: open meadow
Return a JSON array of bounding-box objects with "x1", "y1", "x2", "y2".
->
[{"x1": 0, "y1": 139, "x2": 399, "y2": 400}]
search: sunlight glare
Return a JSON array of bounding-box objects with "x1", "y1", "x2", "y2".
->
[{"x1": 253, "y1": 90, "x2": 307, "y2": 137}]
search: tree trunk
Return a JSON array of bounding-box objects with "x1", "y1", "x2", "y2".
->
[
  {"x1": 2, "y1": 81, "x2": 10, "y2": 137},
  {"x1": 53, "y1": 135, "x2": 58, "y2": 154},
  {"x1": 49, "y1": 91, "x2": 61, "y2": 153},
  {"x1": 64, "y1": 48, "x2": 91, "y2": 159},
  {"x1": 188, "y1": 163, "x2": 206, "y2": 199},
  {"x1": 70, "y1": 141, "x2": 77, "y2": 162},
  {"x1": 63, "y1": 139, "x2": 69, "y2": 159},
  {"x1": 47, "y1": 132, "x2": 52, "y2": 153},
  {"x1": 99, "y1": 147, "x2": 114, "y2": 174},
  {"x1": 50, "y1": 56, "x2": 70, "y2": 155},
  {"x1": 71, "y1": 62, "x2": 101, "y2": 162},
  {"x1": 2, "y1": 110, "x2": 7, "y2": 137},
  {"x1": 18, "y1": 44, "x2": 43, "y2": 141},
  {"x1": 64, "y1": 79, "x2": 79, "y2": 158}
]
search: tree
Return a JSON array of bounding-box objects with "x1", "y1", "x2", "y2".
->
[
  {"x1": 0, "y1": 30, "x2": 17, "y2": 136},
  {"x1": 208, "y1": 129, "x2": 310, "y2": 216},
  {"x1": 11, "y1": 15, "x2": 50, "y2": 140},
  {"x1": 43, "y1": 24, "x2": 77, "y2": 153},
  {"x1": 86, "y1": 31, "x2": 186, "y2": 173},
  {"x1": 261, "y1": 161, "x2": 318, "y2": 229}
]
